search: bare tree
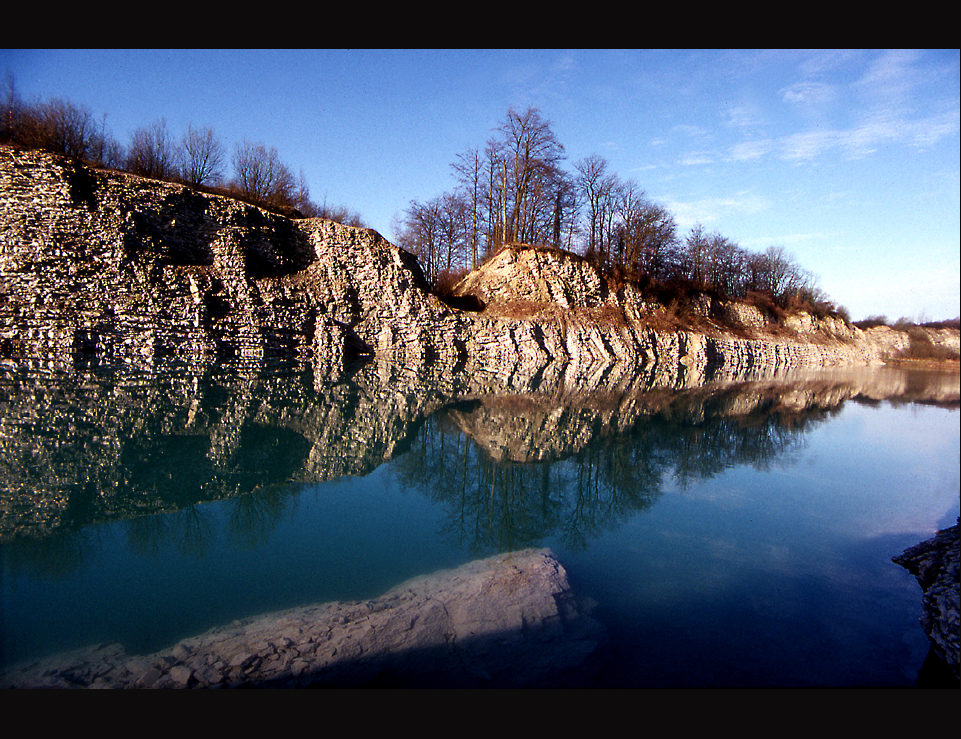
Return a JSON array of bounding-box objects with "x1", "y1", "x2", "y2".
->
[
  {"x1": 44, "y1": 99, "x2": 92, "y2": 158},
  {"x1": 483, "y1": 138, "x2": 507, "y2": 253},
  {"x1": 761, "y1": 246, "x2": 817, "y2": 303},
  {"x1": 694, "y1": 230, "x2": 737, "y2": 295},
  {"x1": 491, "y1": 107, "x2": 566, "y2": 246},
  {"x1": 180, "y1": 124, "x2": 225, "y2": 188},
  {"x1": 740, "y1": 245, "x2": 823, "y2": 306},
  {"x1": 396, "y1": 198, "x2": 443, "y2": 286},
  {"x1": 551, "y1": 172, "x2": 579, "y2": 251},
  {"x1": 386, "y1": 104, "x2": 846, "y2": 315},
  {"x1": 26, "y1": 98, "x2": 100, "y2": 160},
  {"x1": 1, "y1": 72, "x2": 17, "y2": 143},
  {"x1": 231, "y1": 140, "x2": 296, "y2": 208},
  {"x1": 617, "y1": 186, "x2": 679, "y2": 280},
  {"x1": 86, "y1": 113, "x2": 124, "y2": 169},
  {"x1": 126, "y1": 118, "x2": 177, "y2": 180},
  {"x1": 1, "y1": 76, "x2": 120, "y2": 168},
  {"x1": 597, "y1": 176, "x2": 621, "y2": 261},
  {"x1": 438, "y1": 191, "x2": 469, "y2": 274},
  {"x1": 682, "y1": 224, "x2": 710, "y2": 286},
  {"x1": 452, "y1": 146, "x2": 483, "y2": 269},
  {"x1": 291, "y1": 169, "x2": 319, "y2": 216},
  {"x1": 574, "y1": 154, "x2": 617, "y2": 263}
]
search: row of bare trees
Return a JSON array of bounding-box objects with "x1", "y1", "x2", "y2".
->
[
  {"x1": 2, "y1": 78, "x2": 835, "y2": 313},
  {"x1": 1, "y1": 75, "x2": 364, "y2": 225},
  {"x1": 394, "y1": 108, "x2": 575, "y2": 288},
  {"x1": 394, "y1": 106, "x2": 835, "y2": 313}
]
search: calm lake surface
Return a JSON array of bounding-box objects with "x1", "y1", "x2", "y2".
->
[{"x1": 1, "y1": 359, "x2": 958, "y2": 687}]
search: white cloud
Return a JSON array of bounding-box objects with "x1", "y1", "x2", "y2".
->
[
  {"x1": 679, "y1": 151, "x2": 714, "y2": 167},
  {"x1": 723, "y1": 103, "x2": 766, "y2": 129},
  {"x1": 905, "y1": 109, "x2": 961, "y2": 149},
  {"x1": 781, "y1": 80, "x2": 836, "y2": 107},
  {"x1": 728, "y1": 139, "x2": 773, "y2": 161},
  {"x1": 666, "y1": 192, "x2": 769, "y2": 229},
  {"x1": 759, "y1": 50, "x2": 960, "y2": 163},
  {"x1": 854, "y1": 49, "x2": 922, "y2": 110},
  {"x1": 673, "y1": 124, "x2": 709, "y2": 138},
  {"x1": 780, "y1": 128, "x2": 843, "y2": 161},
  {"x1": 777, "y1": 107, "x2": 958, "y2": 162}
]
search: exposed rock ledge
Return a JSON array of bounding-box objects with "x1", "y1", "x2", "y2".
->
[
  {"x1": 3, "y1": 145, "x2": 956, "y2": 378},
  {"x1": 0, "y1": 549, "x2": 604, "y2": 688},
  {"x1": 893, "y1": 519, "x2": 960, "y2": 680}
]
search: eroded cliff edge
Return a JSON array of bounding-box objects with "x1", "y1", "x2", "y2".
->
[{"x1": 2, "y1": 145, "x2": 957, "y2": 379}]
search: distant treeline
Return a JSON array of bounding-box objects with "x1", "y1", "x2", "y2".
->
[
  {"x1": 394, "y1": 107, "x2": 852, "y2": 320},
  {"x1": 0, "y1": 74, "x2": 365, "y2": 226},
  {"x1": 853, "y1": 316, "x2": 960, "y2": 331}
]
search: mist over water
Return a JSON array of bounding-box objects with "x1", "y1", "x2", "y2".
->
[{"x1": 1, "y1": 360, "x2": 957, "y2": 686}]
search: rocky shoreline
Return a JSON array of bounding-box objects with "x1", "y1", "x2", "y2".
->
[
  {"x1": 0, "y1": 549, "x2": 604, "y2": 689},
  {"x1": 894, "y1": 519, "x2": 960, "y2": 682}
]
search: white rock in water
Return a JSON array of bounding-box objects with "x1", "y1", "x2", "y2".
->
[{"x1": 0, "y1": 548, "x2": 604, "y2": 688}]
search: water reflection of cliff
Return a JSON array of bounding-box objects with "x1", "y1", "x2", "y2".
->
[
  {"x1": 1, "y1": 358, "x2": 957, "y2": 548},
  {"x1": 392, "y1": 381, "x2": 838, "y2": 552}
]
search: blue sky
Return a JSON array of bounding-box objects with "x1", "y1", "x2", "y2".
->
[{"x1": 3, "y1": 49, "x2": 958, "y2": 321}]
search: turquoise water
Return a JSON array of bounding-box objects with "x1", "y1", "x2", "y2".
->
[{"x1": 1, "y1": 362, "x2": 957, "y2": 686}]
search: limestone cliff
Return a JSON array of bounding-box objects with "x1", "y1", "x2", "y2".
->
[
  {"x1": 0, "y1": 145, "x2": 468, "y2": 375},
  {"x1": 450, "y1": 244, "x2": 958, "y2": 383},
  {"x1": 1, "y1": 145, "x2": 956, "y2": 380}
]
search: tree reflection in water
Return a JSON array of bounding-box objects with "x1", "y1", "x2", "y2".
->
[
  {"x1": 388, "y1": 389, "x2": 838, "y2": 553},
  {"x1": 1, "y1": 359, "x2": 954, "y2": 570},
  {"x1": 1, "y1": 359, "x2": 957, "y2": 681}
]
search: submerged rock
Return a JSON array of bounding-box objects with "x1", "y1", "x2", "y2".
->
[
  {"x1": 893, "y1": 518, "x2": 960, "y2": 680},
  {"x1": 0, "y1": 549, "x2": 604, "y2": 688}
]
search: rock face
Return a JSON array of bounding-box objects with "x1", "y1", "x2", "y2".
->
[
  {"x1": 0, "y1": 145, "x2": 466, "y2": 376},
  {"x1": 0, "y1": 548, "x2": 604, "y2": 688},
  {"x1": 5, "y1": 145, "x2": 956, "y2": 381},
  {"x1": 449, "y1": 244, "x2": 941, "y2": 382},
  {"x1": 894, "y1": 519, "x2": 960, "y2": 680}
]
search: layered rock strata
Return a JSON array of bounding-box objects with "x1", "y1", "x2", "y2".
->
[
  {"x1": 0, "y1": 548, "x2": 603, "y2": 688},
  {"x1": 0, "y1": 146, "x2": 469, "y2": 375},
  {"x1": 3, "y1": 145, "x2": 954, "y2": 380},
  {"x1": 451, "y1": 245, "x2": 958, "y2": 382}
]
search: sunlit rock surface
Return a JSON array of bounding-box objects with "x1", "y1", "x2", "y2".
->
[
  {"x1": 447, "y1": 244, "x2": 956, "y2": 376},
  {"x1": 0, "y1": 145, "x2": 468, "y2": 375},
  {"x1": 0, "y1": 548, "x2": 604, "y2": 688},
  {"x1": 4, "y1": 145, "x2": 955, "y2": 383}
]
